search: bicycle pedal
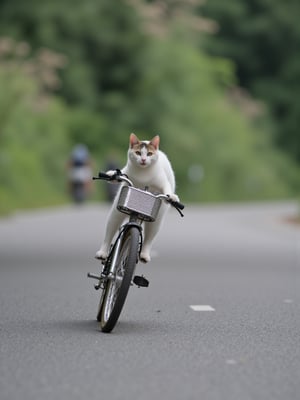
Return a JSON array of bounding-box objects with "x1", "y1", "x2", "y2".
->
[{"x1": 133, "y1": 275, "x2": 149, "y2": 288}]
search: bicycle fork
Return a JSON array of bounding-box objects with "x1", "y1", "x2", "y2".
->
[{"x1": 88, "y1": 223, "x2": 149, "y2": 289}]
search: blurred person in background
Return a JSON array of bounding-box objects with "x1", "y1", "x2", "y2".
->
[{"x1": 67, "y1": 144, "x2": 93, "y2": 204}]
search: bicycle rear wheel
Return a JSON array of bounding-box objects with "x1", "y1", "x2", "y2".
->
[{"x1": 97, "y1": 227, "x2": 140, "y2": 333}]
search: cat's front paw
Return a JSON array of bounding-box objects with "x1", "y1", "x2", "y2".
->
[
  {"x1": 168, "y1": 193, "x2": 180, "y2": 203},
  {"x1": 140, "y1": 250, "x2": 151, "y2": 263},
  {"x1": 95, "y1": 248, "x2": 108, "y2": 261},
  {"x1": 106, "y1": 170, "x2": 117, "y2": 177}
]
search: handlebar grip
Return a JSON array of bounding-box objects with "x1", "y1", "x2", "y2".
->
[
  {"x1": 92, "y1": 171, "x2": 115, "y2": 181},
  {"x1": 167, "y1": 197, "x2": 185, "y2": 217},
  {"x1": 98, "y1": 171, "x2": 112, "y2": 180},
  {"x1": 173, "y1": 201, "x2": 185, "y2": 210},
  {"x1": 170, "y1": 200, "x2": 185, "y2": 210},
  {"x1": 93, "y1": 169, "x2": 124, "y2": 182}
]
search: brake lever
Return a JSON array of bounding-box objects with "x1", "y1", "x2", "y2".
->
[
  {"x1": 166, "y1": 195, "x2": 185, "y2": 217},
  {"x1": 172, "y1": 203, "x2": 184, "y2": 217}
]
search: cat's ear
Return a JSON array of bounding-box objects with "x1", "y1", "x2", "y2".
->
[
  {"x1": 129, "y1": 133, "x2": 140, "y2": 148},
  {"x1": 150, "y1": 135, "x2": 160, "y2": 150}
]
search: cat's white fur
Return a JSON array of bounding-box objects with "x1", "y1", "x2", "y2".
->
[{"x1": 96, "y1": 133, "x2": 179, "y2": 263}]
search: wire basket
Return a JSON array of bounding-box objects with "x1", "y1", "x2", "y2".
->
[{"x1": 117, "y1": 186, "x2": 161, "y2": 222}]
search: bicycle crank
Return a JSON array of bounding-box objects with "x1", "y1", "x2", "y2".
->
[{"x1": 87, "y1": 272, "x2": 102, "y2": 290}]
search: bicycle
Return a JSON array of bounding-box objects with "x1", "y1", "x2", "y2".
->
[{"x1": 87, "y1": 170, "x2": 184, "y2": 333}]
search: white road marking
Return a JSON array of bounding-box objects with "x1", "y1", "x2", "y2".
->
[
  {"x1": 190, "y1": 305, "x2": 215, "y2": 311},
  {"x1": 283, "y1": 299, "x2": 293, "y2": 303},
  {"x1": 226, "y1": 359, "x2": 237, "y2": 365}
]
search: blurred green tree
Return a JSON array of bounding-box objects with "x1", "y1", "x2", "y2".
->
[
  {"x1": 0, "y1": 0, "x2": 298, "y2": 213},
  {"x1": 0, "y1": 0, "x2": 146, "y2": 109},
  {"x1": 0, "y1": 0, "x2": 148, "y2": 149},
  {"x1": 201, "y1": 0, "x2": 300, "y2": 162},
  {"x1": 130, "y1": 37, "x2": 297, "y2": 201},
  {"x1": 0, "y1": 37, "x2": 70, "y2": 213}
]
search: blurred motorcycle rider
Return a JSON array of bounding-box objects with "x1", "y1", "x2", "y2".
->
[{"x1": 67, "y1": 144, "x2": 92, "y2": 203}]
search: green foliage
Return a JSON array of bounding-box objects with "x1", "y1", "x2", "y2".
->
[
  {"x1": 0, "y1": 0, "x2": 146, "y2": 110},
  {"x1": 129, "y1": 38, "x2": 297, "y2": 201},
  {"x1": 0, "y1": 42, "x2": 71, "y2": 214},
  {"x1": 201, "y1": 0, "x2": 300, "y2": 162},
  {"x1": 0, "y1": 0, "x2": 298, "y2": 215}
]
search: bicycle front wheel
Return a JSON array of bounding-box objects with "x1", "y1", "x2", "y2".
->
[{"x1": 98, "y1": 227, "x2": 140, "y2": 333}]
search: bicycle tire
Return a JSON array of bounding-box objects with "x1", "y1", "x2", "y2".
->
[{"x1": 97, "y1": 227, "x2": 140, "y2": 333}]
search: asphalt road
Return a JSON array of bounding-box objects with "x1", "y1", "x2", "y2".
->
[{"x1": 0, "y1": 201, "x2": 299, "y2": 400}]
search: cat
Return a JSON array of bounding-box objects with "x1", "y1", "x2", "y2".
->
[{"x1": 95, "y1": 133, "x2": 180, "y2": 263}]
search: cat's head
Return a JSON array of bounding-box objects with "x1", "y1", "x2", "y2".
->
[{"x1": 128, "y1": 133, "x2": 159, "y2": 168}]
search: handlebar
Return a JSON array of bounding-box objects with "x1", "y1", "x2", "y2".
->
[
  {"x1": 93, "y1": 169, "x2": 133, "y2": 187},
  {"x1": 93, "y1": 169, "x2": 124, "y2": 182},
  {"x1": 93, "y1": 170, "x2": 185, "y2": 217},
  {"x1": 157, "y1": 194, "x2": 185, "y2": 211}
]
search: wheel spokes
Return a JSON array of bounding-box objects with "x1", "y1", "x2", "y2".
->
[{"x1": 103, "y1": 245, "x2": 129, "y2": 322}]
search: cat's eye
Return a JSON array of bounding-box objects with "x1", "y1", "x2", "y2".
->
[
  {"x1": 147, "y1": 152, "x2": 153, "y2": 156},
  {"x1": 135, "y1": 151, "x2": 141, "y2": 156}
]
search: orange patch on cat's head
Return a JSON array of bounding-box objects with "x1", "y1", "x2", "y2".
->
[{"x1": 129, "y1": 133, "x2": 160, "y2": 151}]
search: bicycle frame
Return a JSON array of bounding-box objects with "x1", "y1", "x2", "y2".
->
[{"x1": 102, "y1": 219, "x2": 143, "y2": 286}]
